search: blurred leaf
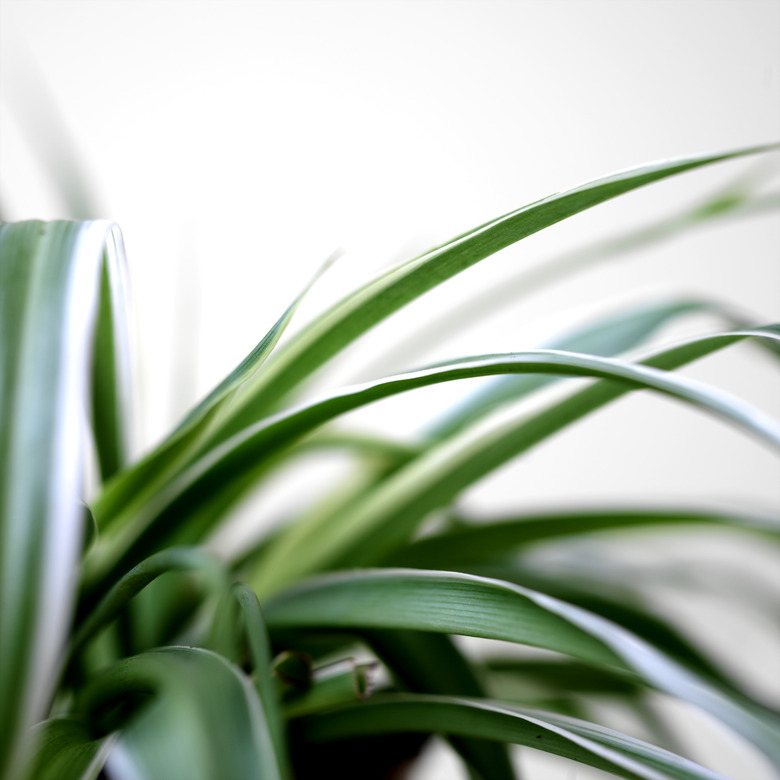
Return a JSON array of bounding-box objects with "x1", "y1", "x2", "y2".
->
[
  {"x1": 27, "y1": 719, "x2": 115, "y2": 780},
  {"x1": 357, "y1": 176, "x2": 780, "y2": 378},
  {"x1": 84, "y1": 330, "x2": 780, "y2": 603},
  {"x1": 385, "y1": 507, "x2": 780, "y2": 569},
  {"x1": 80, "y1": 647, "x2": 282, "y2": 780},
  {"x1": 482, "y1": 657, "x2": 643, "y2": 700},
  {"x1": 0, "y1": 220, "x2": 130, "y2": 780},
  {"x1": 5, "y1": 61, "x2": 100, "y2": 218},
  {"x1": 90, "y1": 150, "x2": 780, "y2": 548},
  {"x1": 69, "y1": 547, "x2": 228, "y2": 662},
  {"x1": 427, "y1": 299, "x2": 729, "y2": 439},
  {"x1": 234, "y1": 584, "x2": 289, "y2": 779},
  {"x1": 93, "y1": 251, "x2": 338, "y2": 535},
  {"x1": 236, "y1": 295, "x2": 733, "y2": 574},
  {"x1": 252, "y1": 328, "x2": 780, "y2": 590}
]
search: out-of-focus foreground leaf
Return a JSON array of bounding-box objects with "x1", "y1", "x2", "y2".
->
[
  {"x1": 78, "y1": 647, "x2": 282, "y2": 780},
  {"x1": 0, "y1": 220, "x2": 131, "y2": 780}
]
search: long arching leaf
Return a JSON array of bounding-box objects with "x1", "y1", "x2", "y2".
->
[
  {"x1": 89, "y1": 147, "x2": 778, "y2": 539},
  {"x1": 249, "y1": 328, "x2": 780, "y2": 592},
  {"x1": 263, "y1": 568, "x2": 780, "y2": 765},
  {"x1": 208, "y1": 146, "x2": 778, "y2": 442},
  {"x1": 295, "y1": 693, "x2": 730, "y2": 780},
  {"x1": 81, "y1": 330, "x2": 780, "y2": 604}
]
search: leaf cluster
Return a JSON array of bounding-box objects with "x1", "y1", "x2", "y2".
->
[{"x1": 1, "y1": 146, "x2": 779, "y2": 780}]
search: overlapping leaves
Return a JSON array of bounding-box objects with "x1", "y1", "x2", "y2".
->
[{"x1": 2, "y1": 146, "x2": 779, "y2": 780}]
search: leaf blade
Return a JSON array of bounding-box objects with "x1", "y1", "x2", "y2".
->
[
  {"x1": 263, "y1": 568, "x2": 780, "y2": 765},
  {"x1": 0, "y1": 220, "x2": 130, "y2": 780},
  {"x1": 81, "y1": 647, "x2": 283, "y2": 780},
  {"x1": 209, "y1": 145, "x2": 778, "y2": 442},
  {"x1": 296, "y1": 693, "x2": 731, "y2": 780}
]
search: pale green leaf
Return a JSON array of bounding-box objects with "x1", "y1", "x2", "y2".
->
[{"x1": 80, "y1": 647, "x2": 282, "y2": 780}]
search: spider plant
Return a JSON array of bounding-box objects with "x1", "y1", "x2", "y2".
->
[{"x1": 1, "y1": 144, "x2": 778, "y2": 780}]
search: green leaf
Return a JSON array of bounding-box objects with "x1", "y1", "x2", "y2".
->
[
  {"x1": 234, "y1": 584, "x2": 290, "y2": 780},
  {"x1": 467, "y1": 562, "x2": 756, "y2": 699},
  {"x1": 364, "y1": 630, "x2": 516, "y2": 780},
  {"x1": 482, "y1": 657, "x2": 642, "y2": 700},
  {"x1": 385, "y1": 507, "x2": 780, "y2": 568},
  {"x1": 426, "y1": 298, "x2": 725, "y2": 439},
  {"x1": 250, "y1": 329, "x2": 780, "y2": 591},
  {"x1": 282, "y1": 658, "x2": 378, "y2": 719},
  {"x1": 295, "y1": 693, "x2": 731, "y2": 780},
  {"x1": 263, "y1": 568, "x2": 780, "y2": 765},
  {"x1": 90, "y1": 230, "x2": 133, "y2": 481},
  {"x1": 90, "y1": 151, "x2": 775, "y2": 544},
  {"x1": 356, "y1": 175, "x2": 780, "y2": 379},
  {"x1": 69, "y1": 547, "x2": 228, "y2": 661},
  {"x1": 92, "y1": 251, "x2": 337, "y2": 535},
  {"x1": 264, "y1": 568, "x2": 620, "y2": 669},
  {"x1": 82, "y1": 328, "x2": 780, "y2": 605},
  {"x1": 78, "y1": 647, "x2": 282, "y2": 780},
  {"x1": 27, "y1": 719, "x2": 115, "y2": 780},
  {"x1": 0, "y1": 220, "x2": 131, "y2": 780},
  {"x1": 207, "y1": 146, "x2": 778, "y2": 444},
  {"x1": 234, "y1": 296, "x2": 729, "y2": 573}
]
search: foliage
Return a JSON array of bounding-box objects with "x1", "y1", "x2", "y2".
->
[{"x1": 1, "y1": 145, "x2": 779, "y2": 780}]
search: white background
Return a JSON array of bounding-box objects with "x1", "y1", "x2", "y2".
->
[{"x1": 1, "y1": 1, "x2": 778, "y2": 778}]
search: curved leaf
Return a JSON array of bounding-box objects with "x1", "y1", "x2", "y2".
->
[
  {"x1": 232, "y1": 296, "x2": 737, "y2": 572},
  {"x1": 209, "y1": 146, "x2": 778, "y2": 442},
  {"x1": 426, "y1": 298, "x2": 719, "y2": 439},
  {"x1": 79, "y1": 647, "x2": 282, "y2": 780},
  {"x1": 27, "y1": 719, "x2": 115, "y2": 780},
  {"x1": 364, "y1": 629, "x2": 515, "y2": 780},
  {"x1": 263, "y1": 568, "x2": 780, "y2": 765},
  {"x1": 69, "y1": 548, "x2": 228, "y2": 660},
  {"x1": 82, "y1": 329, "x2": 780, "y2": 606},
  {"x1": 356, "y1": 177, "x2": 780, "y2": 379},
  {"x1": 295, "y1": 693, "x2": 731, "y2": 780},
  {"x1": 89, "y1": 146, "x2": 778, "y2": 539},
  {"x1": 250, "y1": 329, "x2": 780, "y2": 591}
]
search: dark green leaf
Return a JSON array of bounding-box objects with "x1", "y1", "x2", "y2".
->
[
  {"x1": 296, "y1": 693, "x2": 731, "y2": 780},
  {"x1": 263, "y1": 568, "x2": 780, "y2": 764},
  {"x1": 27, "y1": 719, "x2": 114, "y2": 780}
]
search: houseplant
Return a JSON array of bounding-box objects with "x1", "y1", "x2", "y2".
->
[{"x1": 1, "y1": 144, "x2": 778, "y2": 779}]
